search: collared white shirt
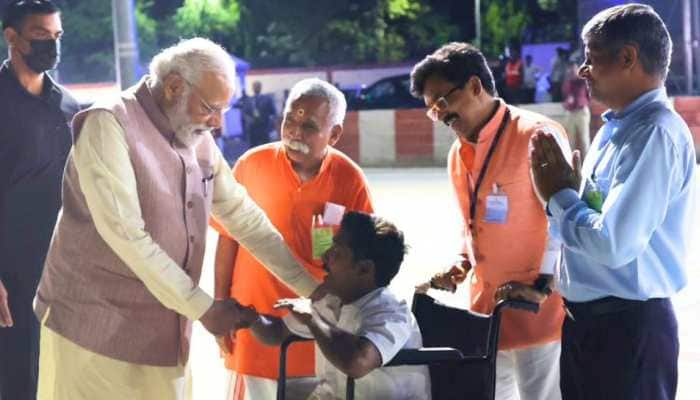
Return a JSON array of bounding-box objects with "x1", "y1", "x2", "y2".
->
[
  {"x1": 549, "y1": 88, "x2": 696, "y2": 301},
  {"x1": 284, "y1": 288, "x2": 431, "y2": 400}
]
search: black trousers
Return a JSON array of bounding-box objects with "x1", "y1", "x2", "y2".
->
[
  {"x1": 560, "y1": 297, "x2": 678, "y2": 400},
  {"x1": 0, "y1": 273, "x2": 41, "y2": 400}
]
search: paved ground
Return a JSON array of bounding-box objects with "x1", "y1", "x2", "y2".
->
[{"x1": 190, "y1": 167, "x2": 700, "y2": 399}]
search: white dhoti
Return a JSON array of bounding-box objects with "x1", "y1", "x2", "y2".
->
[
  {"x1": 225, "y1": 371, "x2": 319, "y2": 400},
  {"x1": 38, "y1": 324, "x2": 191, "y2": 400}
]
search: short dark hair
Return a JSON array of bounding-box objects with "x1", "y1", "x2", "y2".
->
[
  {"x1": 581, "y1": 3, "x2": 671, "y2": 80},
  {"x1": 340, "y1": 211, "x2": 406, "y2": 287},
  {"x1": 410, "y1": 42, "x2": 496, "y2": 98},
  {"x1": 2, "y1": 0, "x2": 59, "y2": 31}
]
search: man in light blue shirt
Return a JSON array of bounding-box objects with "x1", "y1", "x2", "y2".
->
[{"x1": 529, "y1": 4, "x2": 696, "y2": 400}]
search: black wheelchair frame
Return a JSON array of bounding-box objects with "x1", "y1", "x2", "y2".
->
[{"x1": 276, "y1": 293, "x2": 539, "y2": 400}]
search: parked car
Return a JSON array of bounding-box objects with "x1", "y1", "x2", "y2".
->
[
  {"x1": 338, "y1": 84, "x2": 364, "y2": 105},
  {"x1": 347, "y1": 74, "x2": 424, "y2": 110}
]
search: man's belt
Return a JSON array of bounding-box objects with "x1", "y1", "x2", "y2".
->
[{"x1": 563, "y1": 296, "x2": 659, "y2": 321}]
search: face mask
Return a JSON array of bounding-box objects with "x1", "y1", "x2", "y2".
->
[{"x1": 21, "y1": 38, "x2": 60, "y2": 73}]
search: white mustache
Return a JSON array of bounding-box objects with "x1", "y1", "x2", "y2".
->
[{"x1": 283, "y1": 139, "x2": 310, "y2": 155}]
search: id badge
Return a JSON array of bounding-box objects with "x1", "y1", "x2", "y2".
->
[
  {"x1": 311, "y1": 215, "x2": 334, "y2": 260},
  {"x1": 484, "y1": 184, "x2": 508, "y2": 224},
  {"x1": 583, "y1": 177, "x2": 603, "y2": 212}
]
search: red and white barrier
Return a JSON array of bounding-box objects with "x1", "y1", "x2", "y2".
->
[
  {"x1": 335, "y1": 109, "x2": 455, "y2": 166},
  {"x1": 335, "y1": 99, "x2": 700, "y2": 166},
  {"x1": 674, "y1": 97, "x2": 700, "y2": 158},
  {"x1": 336, "y1": 104, "x2": 567, "y2": 166}
]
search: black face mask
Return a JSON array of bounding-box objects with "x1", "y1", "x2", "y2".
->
[{"x1": 21, "y1": 38, "x2": 60, "y2": 74}]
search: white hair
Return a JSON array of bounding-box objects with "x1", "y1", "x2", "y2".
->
[
  {"x1": 284, "y1": 78, "x2": 347, "y2": 125},
  {"x1": 149, "y1": 37, "x2": 237, "y2": 92}
]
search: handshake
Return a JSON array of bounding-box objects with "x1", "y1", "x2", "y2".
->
[{"x1": 199, "y1": 298, "x2": 258, "y2": 337}]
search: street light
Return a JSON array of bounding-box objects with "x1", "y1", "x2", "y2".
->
[{"x1": 112, "y1": 0, "x2": 140, "y2": 89}]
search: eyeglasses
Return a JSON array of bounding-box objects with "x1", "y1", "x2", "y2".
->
[
  {"x1": 11, "y1": 0, "x2": 52, "y2": 6},
  {"x1": 181, "y1": 77, "x2": 231, "y2": 117},
  {"x1": 426, "y1": 85, "x2": 462, "y2": 122}
]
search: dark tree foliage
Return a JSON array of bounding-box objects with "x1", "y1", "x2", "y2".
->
[{"x1": 0, "y1": 0, "x2": 578, "y2": 83}]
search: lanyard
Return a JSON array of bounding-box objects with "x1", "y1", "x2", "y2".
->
[{"x1": 469, "y1": 108, "x2": 511, "y2": 222}]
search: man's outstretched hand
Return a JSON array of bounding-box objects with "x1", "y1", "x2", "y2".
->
[
  {"x1": 200, "y1": 299, "x2": 257, "y2": 336},
  {"x1": 274, "y1": 297, "x2": 314, "y2": 326},
  {"x1": 495, "y1": 281, "x2": 547, "y2": 304},
  {"x1": 415, "y1": 261, "x2": 470, "y2": 294}
]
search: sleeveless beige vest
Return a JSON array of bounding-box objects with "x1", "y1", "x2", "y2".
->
[{"x1": 35, "y1": 77, "x2": 216, "y2": 366}]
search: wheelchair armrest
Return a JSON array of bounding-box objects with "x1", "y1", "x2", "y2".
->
[
  {"x1": 385, "y1": 347, "x2": 465, "y2": 366},
  {"x1": 280, "y1": 334, "x2": 314, "y2": 350}
]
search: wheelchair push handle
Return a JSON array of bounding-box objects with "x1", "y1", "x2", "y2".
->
[{"x1": 495, "y1": 299, "x2": 540, "y2": 314}]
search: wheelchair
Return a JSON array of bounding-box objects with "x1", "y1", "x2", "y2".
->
[{"x1": 276, "y1": 292, "x2": 539, "y2": 400}]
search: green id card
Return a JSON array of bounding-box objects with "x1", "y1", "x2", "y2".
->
[
  {"x1": 583, "y1": 176, "x2": 604, "y2": 212},
  {"x1": 312, "y1": 226, "x2": 334, "y2": 259},
  {"x1": 584, "y1": 190, "x2": 603, "y2": 213}
]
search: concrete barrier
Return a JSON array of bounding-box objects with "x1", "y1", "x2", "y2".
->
[
  {"x1": 674, "y1": 97, "x2": 700, "y2": 160},
  {"x1": 336, "y1": 102, "x2": 577, "y2": 167},
  {"x1": 336, "y1": 98, "x2": 700, "y2": 167}
]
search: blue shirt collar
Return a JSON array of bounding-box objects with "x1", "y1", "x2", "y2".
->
[{"x1": 601, "y1": 87, "x2": 668, "y2": 122}]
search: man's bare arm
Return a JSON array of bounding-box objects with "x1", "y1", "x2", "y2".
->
[
  {"x1": 214, "y1": 235, "x2": 239, "y2": 300},
  {"x1": 306, "y1": 316, "x2": 382, "y2": 379}
]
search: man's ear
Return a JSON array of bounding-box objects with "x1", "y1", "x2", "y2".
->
[
  {"x1": 328, "y1": 124, "x2": 343, "y2": 147},
  {"x1": 469, "y1": 76, "x2": 482, "y2": 96},
  {"x1": 619, "y1": 44, "x2": 639, "y2": 71},
  {"x1": 162, "y1": 73, "x2": 186, "y2": 103},
  {"x1": 356, "y1": 259, "x2": 375, "y2": 280},
  {"x1": 3, "y1": 27, "x2": 18, "y2": 49}
]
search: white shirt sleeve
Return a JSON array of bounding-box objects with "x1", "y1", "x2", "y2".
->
[
  {"x1": 73, "y1": 110, "x2": 213, "y2": 321},
  {"x1": 356, "y1": 298, "x2": 413, "y2": 366},
  {"x1": 210, "y1": 149, "x2": 319, "y2": 297}
]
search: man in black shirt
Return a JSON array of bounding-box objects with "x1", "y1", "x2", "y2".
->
[
  {"x1": 0, "y1": 1, "x2": 78, "y2": 399},
  {"x1": 243, "y1": 80, "x2": 277, "y2": 148}
]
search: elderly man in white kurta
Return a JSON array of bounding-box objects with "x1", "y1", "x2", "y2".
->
[{"x1": 33, "y1": 38, "x2": 320, "y2": 400}]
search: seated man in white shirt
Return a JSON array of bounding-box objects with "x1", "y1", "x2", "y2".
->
[{"x1": 246, "y1": 211, "x2": 431, "y2": 400}]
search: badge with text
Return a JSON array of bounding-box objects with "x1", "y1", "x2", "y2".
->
[
  {"x1": 583, "y1": 177, "x2": 604, "y2": 213},
  {"x1": 322, "y1": 202, "x2": 346, "y2": 226},
  {"x1": 484, "y1": 183, "x2": 508, "y2": 224},
  {"x1": 312, "y1": 214, "x2": 334, "y2": 260}
]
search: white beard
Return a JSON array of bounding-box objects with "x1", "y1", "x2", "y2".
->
[
  {"x1": 175, "y1": 125, "x2": 208, "y2": 147},
  {"x1": 166, "y1": 93, "x2": 210, "y2": 147}
]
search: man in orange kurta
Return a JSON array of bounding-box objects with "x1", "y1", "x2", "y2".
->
[
  {"x1": 411, "y1": 42, "x2": 568, "y2": 400},
  {"x1": 213, "y1": 78, "x2": 373, "y2": 400}
]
